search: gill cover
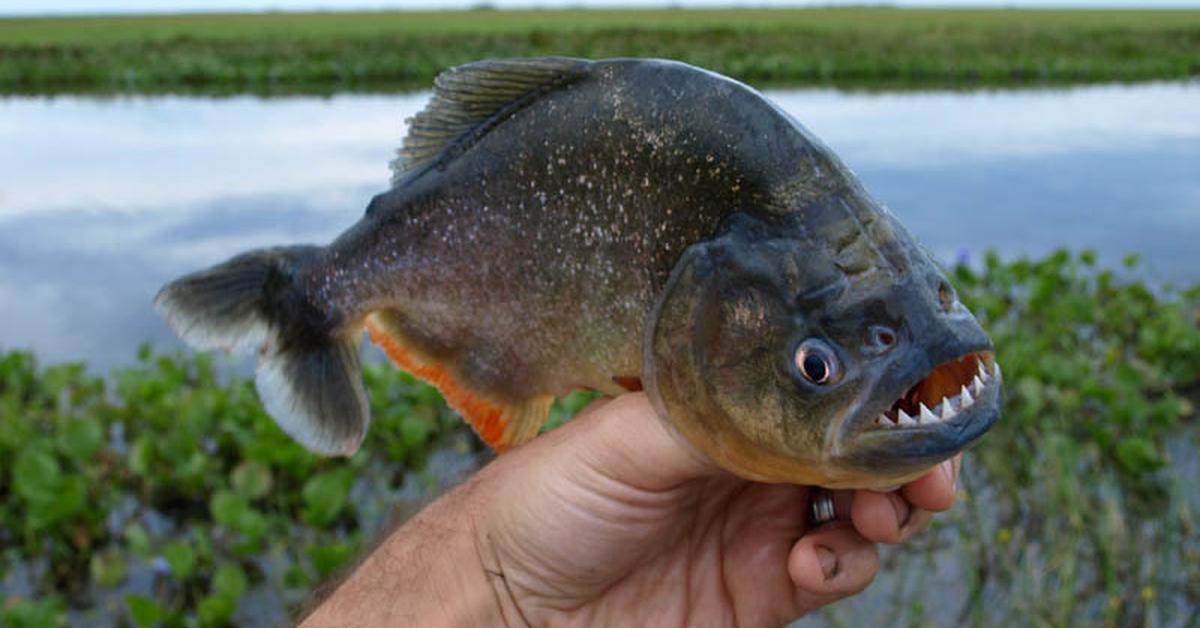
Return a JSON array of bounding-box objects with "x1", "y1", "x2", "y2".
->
[{"x1": 644, "y1": 223, "x2": 857, "y2": 485}]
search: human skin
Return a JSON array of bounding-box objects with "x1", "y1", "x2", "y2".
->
[{"x1": 301, "y1": 393, "x2": 962, "y2": 627}]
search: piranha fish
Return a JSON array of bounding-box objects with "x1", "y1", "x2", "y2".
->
[{"x1": 156, "y1": 57, "x2": 1001, "y2": 489}]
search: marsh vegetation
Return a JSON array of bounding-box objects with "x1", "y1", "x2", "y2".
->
[
  {"x1": 1, "y1": 9, "x2": 1199, "y2": 94},
  {"x1": 2, "y1": 252, "x2": 1197, "y2": 626}
]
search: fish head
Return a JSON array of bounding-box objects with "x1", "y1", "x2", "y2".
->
[{"x1": 645, "y1": 202, "x2": 1001, "y2": 489}]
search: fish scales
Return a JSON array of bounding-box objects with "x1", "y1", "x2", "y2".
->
[{"x1": 156, "y1": 58, "x2": 1001, "y2": 488}]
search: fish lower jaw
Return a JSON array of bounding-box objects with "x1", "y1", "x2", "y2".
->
[{"x1": 871, "y1": 353, "x2": 1001, "y2": 430}]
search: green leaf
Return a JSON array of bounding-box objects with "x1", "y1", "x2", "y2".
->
[
  {"x1": 126, "y1": 595, "x2": 166, "y2": 628},
  {"x1": 210, "y1": 490, "x2": 248, "y2": 528},
  {"x1": 234, "y1": 509, "x2": 269, "y2": 543},
  {"x1": 399, "y1": 415, "x2": 432, "y2": 450},
  {"x1": 301, "y1": 470, "x2": 351, "y2": 527},
  {"x1": 129, "y1": 434, "x2": 155, "y2": 476},
  {"x1": 90, "y1": 549, "x2": 128, "y2": 587},
  {"x1": 308, "y1": 542, "x2": 356, "y2": 579},
  {"x1": 58, "y1": 418, "x2": 104, "y2": 460},
  {"x1": 211, "y1": 490, "x2": 269, "y2": 545},
  {"x1": 1, "y1": 596, "x2": 68, "y2": 628},
  {"x1": 1115, "y1": 438, "x2": 1165, "y2": 474},
  {"x1": 13, "y1": 446, "x2": 61, "y2": 502},
  {"x1": 43, "y1": 475, "x2": 88, "y2": 524},
  {"x1": 231, "y1": 461, "x2": 272, "y2": 500},
  {"x1": 196, "y1": 594, "x2": 235, "y2": 627},
  {"x1": 212, "y1": 563, "x2": 249, "y2": 599},
  {"x1": 124, "y1": 523, "x2": 152, "y2": 556},
  {"x1": 162, "y1": 540, "x2": 197, "y2": 581}
]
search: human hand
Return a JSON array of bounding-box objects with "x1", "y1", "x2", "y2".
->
[
  {"x1": 302, "y1": 392, "x2": 962, "y2": 627},
  {"x1": 472, "y1": 393, "x2": 962, "y2": 627}
]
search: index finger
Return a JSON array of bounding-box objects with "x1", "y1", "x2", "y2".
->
[{"x1": 899, "y1": 454, "x2": 962, "y2": 512}]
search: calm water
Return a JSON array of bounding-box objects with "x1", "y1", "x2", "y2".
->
[{"x1": 1, "y1": 82, "x2": 1198, "y2": 368}]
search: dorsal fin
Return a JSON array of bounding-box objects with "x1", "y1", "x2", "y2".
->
[{"x1": 390, "y1": 57, "x2": 591, "y2": 185}]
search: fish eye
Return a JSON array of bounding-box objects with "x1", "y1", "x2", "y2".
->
[{"x1": 793, "y1": 338, "x2": 841, "y2": 386}]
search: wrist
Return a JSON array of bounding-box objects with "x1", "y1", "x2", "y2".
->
[
  {"x1": 300, "y1": 473, "x2": 510, "y2": 627},
  {"x1": 399, "y1": 477, "x2": 511, "y2": 627}
]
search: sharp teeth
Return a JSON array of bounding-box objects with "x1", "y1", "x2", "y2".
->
[
  {"x1": 898, "y1": 408, "x2": 918, "y2": 426},
  {"x1": 940, "y1": 400, "x2": 956, "y2": 420},
  {"x1": 978, "y1": 361, "x2": 989, "y2": 380},
  {"x1": 971, "y1": 375, "x2": 984, "y2": 394},
  {"x1": 919, "y1": 403, "x2": 938, "y2": 424},
  {"x1": 960, "y1": 384, "x2": 974, "y2": 407}
]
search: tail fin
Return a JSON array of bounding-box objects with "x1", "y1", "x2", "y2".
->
[{"x1": 154, "y1": 246, "x2": 369, "y2": 456}]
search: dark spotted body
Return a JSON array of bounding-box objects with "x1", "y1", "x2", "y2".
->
[
  {"x1": 315, "y1": 60, "x2": 858, "y2": 399},
  {"x1": 156, "y1": 58, "x2": 1001, "y2": 488}
]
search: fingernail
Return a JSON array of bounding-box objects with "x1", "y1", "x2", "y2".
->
[
  {"x1": 816, "y1": 545, "x2": 838, "y2": 580},
  {"x1": 890, "y1": 493, "x2": 912, "y2": 529},
  {"x1": 941, "y1": 460, "x2": 958, "y2": 491}
]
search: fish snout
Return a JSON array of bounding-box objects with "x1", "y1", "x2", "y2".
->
[{"x1": 862, "y1": 324, "x2": 899, "y2": 356}]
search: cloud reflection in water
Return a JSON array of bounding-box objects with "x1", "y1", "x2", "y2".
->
[{"x1": 0, "y1": 82, "x2": 1196, "y2": 367}]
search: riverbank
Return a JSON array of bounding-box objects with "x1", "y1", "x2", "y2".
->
[{"x1": 2, "y1": 8, "x2": 1199, "y2": 94}]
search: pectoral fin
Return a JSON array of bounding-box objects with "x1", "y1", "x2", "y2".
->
[{"x1": 365, "y1": 311, "x2": 552, "y2": 451}]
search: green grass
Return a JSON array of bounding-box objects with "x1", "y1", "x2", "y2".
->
[
  {"x1": 1, "y1": 8, "x2": 1198, "y2": 94},
  {"x1": 1, "y1": 250, "x2": 1198, "y2": 626}
]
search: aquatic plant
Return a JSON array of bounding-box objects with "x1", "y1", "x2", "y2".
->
[{"x1": 1, "y1": 250, "x2": 1197, "y2": 626}]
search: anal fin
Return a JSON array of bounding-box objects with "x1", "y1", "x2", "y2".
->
[{"x1": 365, "y1": 311, "x2": 551, "y2": 452}]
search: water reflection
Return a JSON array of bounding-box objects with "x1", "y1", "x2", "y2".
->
[{"x1": 0, "y1": 82, "x2": 1197, "y2": 368}]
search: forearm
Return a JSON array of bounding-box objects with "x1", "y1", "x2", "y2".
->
[{"x1": 300, "y1": 477, "x2": 507, "y2": 627}]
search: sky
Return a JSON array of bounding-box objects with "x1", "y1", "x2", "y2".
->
[{"x1": 4, "y1": 0, "x2": 1199, "y2": 16}]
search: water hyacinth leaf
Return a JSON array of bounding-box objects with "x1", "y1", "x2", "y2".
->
[
  {"x1": 125, "y1": 595, "x2": 167, "y2": 628},
  {"x1": 175, "y1": 450, "x2": 210, "y2": 483},
  {"x1": 124, "y1": 523, "x2": 152, "y2": 556},
  {"x1": 301, "y1": 470, "x2": 352, "y2": 527},
  {"x1": 211, "y1": 490, "x2": 248, "y2": 528},
  {"x1": 89, "y1": 549, "x2": 128, "y2": 587},
  {"x1": 162, "y1": 540, "x2": 197, "y2": 580},
  {"x1": 14, "y1": 447, "x2": 87, "y2": 529},
  {"x1": 213, "y1": 563, "x2": 249, "y2": 599},
  {"x1": 399, "y1": 415, "x2": 432, "y2": 450},
  {"x1": 308, "y1": 541, "x2": 356, "y2": 578},
  {"x1": 129, "y1": 434, "x2": 155, "y2": 476},
  {"x1": 235, "y1": 510, "x2": 269, "y2": 545},
  {"x1": 58, "y1": 418, "x2": 103, "y2": 460},
  {"x1": 196, "y1": 594, "x2": 236, "y2": 627},
  {"x1": 1115, "y1": 437, "x2": 1165, "y2": 474},
  {"x1": 1, "y1": 596, "x2": 68, "y2": 628},
  {"x1": 210, "y1": 490, "x2": 269, "y2": 545},
  {"x1": 231, "y1": 461, "x2": 272, "y2": 499},
  {"x1": 13, "y1": 443, "x2": 60, "y2": 489}
]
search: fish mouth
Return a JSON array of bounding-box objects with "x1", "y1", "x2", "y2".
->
[
  {"x1": 842, "y1": 349, "x2": 1002, "y2": 474},
  {"x1": 870, "y1": 350, "x2": 1000, "y2": 431}
]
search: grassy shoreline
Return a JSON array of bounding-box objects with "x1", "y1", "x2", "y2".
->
[{"x1": 2, "y1": 8, "x2": 1199, "y2": 95}]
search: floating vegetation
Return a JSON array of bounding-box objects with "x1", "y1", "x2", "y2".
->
[{"x1": 1, "y1": 250, "x2": 1197, "y2": 626}]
